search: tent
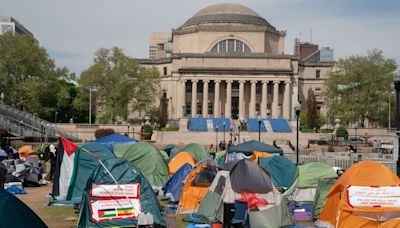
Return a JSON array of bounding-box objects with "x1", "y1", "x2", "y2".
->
[
  {"x1": 197, "y1": 159, "x2": 293, "y2": 227},
  {"x1": 259, "y1": 156, "x2": 298, "y2": 189},
  {"x1": 230, "y1": 159, "x2": 273, "y2": 193},
  {"x1": 78, "y1": 158, "x2": 165, "y2": 227},
  {"x1": 18, "y1": 145, "x2": 33, "y2": 158},
  {"x1": 113, "y1": 142, "x2": 169, "y2": 188},
  {"x1": 177, "y1": 160, "x2": 217, "y2": 214},
  {"x1": 95, "y1": 133, "x2": 137, "y2": 151},
  {"x1": 0, "y1": 189, "x2": 47, "y2": 227},
  {"x1": 163, "y1": 163, "x2": 193, "y2": 202},
  {"x1": 285, "y1": 162, "x2": 337, "y2": 202},
  {"x1": 228, "y1": 140, "x2": 283, "y2": 155},
  {"x1": 312, "y1": 177, "x2": 337, "y2": 219},
  {"x1": 317, "y1": 161, "x2": 400, "y2": 228},
  {"x1": 66, "y1": 142, "x2": 115, "y2": 203},
  {"x1": 161, "y1": 144, "x2": 177, "y2": 156},
  {"x1": 251, "y1": 151, "x2": 272, "y2": 163},
  {"x1": 168, "y1": 151, "x2": 197, "y2": 175},
  {"x1": 174, "y1": 143, "x2": 210, "y2": 161}
]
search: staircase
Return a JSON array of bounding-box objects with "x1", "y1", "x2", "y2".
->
[{"x1": 0, "y1": 103, "x2": 78, "y2": 141}]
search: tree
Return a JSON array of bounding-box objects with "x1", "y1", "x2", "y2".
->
[
  {"x1": 306, "y1": 88, "x2": 317, "y2": 129},
  {"x1": 80, "y1": 47, "x2": 160, "y2": 123},
  {"x1": 324, "y1": 49, "x2": 397, "y2": 126}
]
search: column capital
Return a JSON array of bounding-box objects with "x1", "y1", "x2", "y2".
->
[
  {"x1": 192, "y1": 79, "x2": 199, "y2": 83},
  {"x1": 226, "y1": 80, "x2": 233, "y2": 84},
  {"x1": 180, "y1": 79, "x2": 187, "y2": 83},
  {"x1": 214, "y1": 80, "x2": 221, "y2": 83},
  {"x1": 284, "y1": 80, "x2": 291, "y2": 85},
  {"x1": 262, "y1": 80, "x2": 268, "y2": 84},
  {"x1": 273, "y1": 80, "x2": 280, "y2": 84},
  {"x1": 203, "y1": 79, "x2": 210, "y2": 83},
  {"x1": 250, "y1": 80, "x2": 258, "y2": 84},
  {"x1": 239, "y1": 80, "x2": 246, "y2": 84}
]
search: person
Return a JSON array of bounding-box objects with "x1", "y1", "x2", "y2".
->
[
  {"x1": 44, "y1": 144, "x2": 57, "y2": 181},
  {"x1": 349, "y1": 145, "x2": 357, "y2": 153},
  {"x1": 209, "y1": 144, "x2": 214, "y2": 152}
]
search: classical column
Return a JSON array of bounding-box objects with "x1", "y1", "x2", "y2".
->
[
  {"x1": 250, "y1": 80, "x2": 257, "y2": 117},
  {"x1": 261, "y1": 81, "x2": 268, "y2": 117},
  {"x1": 214, "y1": 80, "x2": 221, "y2": 117},
  {"x1": 239, "y1": 80, "x2": 245, "y2": 120},
  {"x1": 202, "y1": 80, "x2": 209, "y2": 117},
  {"x1": 225, "y1": 80, "x2": 232, "y2": 118},
  {"x1": 272, "y1": 81, "x2": 280, "y2": 117},
  {"x1": 283, "y1": 81, "x2": 291, "y2": 119},
  {"x1": 191, "y1": 80, "x2": 198, "y2": 117},
  {"x1": 179, "y1": 79, "x2": 187, "y2": 118}
]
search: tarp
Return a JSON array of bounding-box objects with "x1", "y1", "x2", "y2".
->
[
  {"x1": 113, "y1": 142, "x2": 169, "y2": 188},
  {"x1": 259, "y1": 156, "x2": 298, "y2": 189},
  {"x1": 95, "y1": 133, "x2": 137, "y2": 151},
  {"x1": 317, "y1": 161, "x2": 400, "y2": 228},
  {"x1": 168, "y1": 152, "x2": 197, "y2": 175},
  {"x1": 174, "y1": 143, "x2": 210, "y2": 161},
  {"x1": 230, "y1": 159, "x2": 273, "y2": 194},
  {"x1": 77, "y1": 158, "x2": 165, "y2": 227},
  {"x1": 0, "y1": 189, "x2": 47, "y2": 227},
  {"x1": 228, "y1": 140, "x2": 283, "y2": 155},
  {"x1": 66, "y1": 142, "x2": 115, "y2": 203},
  {"x1": 312, "y1": 177, "x2": 337, "y2": 219},
  {"x1": 164, "y1": 163, "x2": 192, "y2": 202}
]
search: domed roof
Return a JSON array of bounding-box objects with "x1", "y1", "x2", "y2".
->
[{"x1": 181, "y1": 3, "x2": 274, "y2": 29}]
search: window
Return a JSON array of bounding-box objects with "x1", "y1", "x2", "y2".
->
[
  {"x1": 163, "y1": 67, "x2": 167, "y2": 76},
  {"x1": 316, "y1": 69, "x2": 321, "y2": 79},
  {"x1": 315, "y1": 88, "x2": 322, "y2": 99},
  {"x1": 208, "y1": 103, "x2": 213, "y2": 115},
  {"x1": 210, "y1": 39, "x2": 251, "y2": 53}
]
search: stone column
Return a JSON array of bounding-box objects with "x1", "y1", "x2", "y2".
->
[
  {"x1": 225, "y1": 80, "x2": 232, "y2": 118},
  {"x1": 272, "y1": 81, "x2": 280, "y2": 117},
  {"x1": 239, "y1": 80, "x2": 245, "y2": 120},
  {"x1": 179, "y1": 79, "x2": 186, "y2": 118},
  {"x1": 202, "y1": 80, "x2": 209, "y2": 117},
  {"x1": 261, "y1": 81, "x2": 268, "y2": 117},
  {"x1": 283, "y1": 81, "x2": 291, "y2": 119},
  {"x1": 214, "y1": 80, "x2": 221, "y2": 117},
  {"x1": 191, "y1": 80, "x2": 198, "y2": 117},
  {"x1": 250, "y1": 80, "x2": 257, "y2": 117}
]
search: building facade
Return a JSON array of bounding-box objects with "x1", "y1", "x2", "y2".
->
[
  {"x1": 0, "y1": 16, "x2": 38, "y2": 44},
  {"x1": 138, "y1": 3, "x2": 334, "y2": 121}
]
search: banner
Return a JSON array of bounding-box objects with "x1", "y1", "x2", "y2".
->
[
  {"x1": 348, "y1": 185, "x2": 400, "y2": 208},
  {"x1": 90, "y1": 198, "x2": 141, "y2": 222},
  {"x1": 90, "y1": 184, "x2": 140, "y2": 199}
]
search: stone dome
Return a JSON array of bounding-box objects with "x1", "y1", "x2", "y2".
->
[{"x1": 182, "y1": 3, "x2": 274, "y2": 29}]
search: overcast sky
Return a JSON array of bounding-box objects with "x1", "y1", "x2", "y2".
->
[{"x1": 1, "y1": 0, "x2": 399, "y2": 74}]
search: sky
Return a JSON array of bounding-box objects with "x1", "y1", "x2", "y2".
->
[{"x1": 1, "y1": 0, "x2": 399, "y2": 74}]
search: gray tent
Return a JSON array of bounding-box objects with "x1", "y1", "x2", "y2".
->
[
  {"x1": 228, "y1": 140, "x2": 283, "y2": 155},
  {"x1": 230, "y1": 159, "x2": 273, "y2": 193}
]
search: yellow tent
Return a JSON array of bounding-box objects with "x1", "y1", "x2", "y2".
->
[
  {"x1": 251, "y1": 151, "x2": 272, "y2": 163},
  {"x1": 317, "y1": 161, "x2": 400, "y2": 228},
  {"x1": 168, "y1": 151, "x2": 197, "y2": 176},
  {"x1": 18, "y1": 145, "x2": 33, "y2": 158}
]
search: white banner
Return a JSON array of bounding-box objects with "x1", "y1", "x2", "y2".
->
[
  {"x1": 90, "y1": 184, "x2": 140, "y2": 199},
  {"x1": 90, "y1": 198, "x2": 141, "y2": 222},
  {"x1": 348, "y1": 186, "x2": 400, "y2": 208}
]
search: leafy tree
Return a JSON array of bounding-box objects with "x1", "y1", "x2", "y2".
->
[
  {"x1": 324, "y1": 49, "x2": 396, "y2": 126},
  {"x1": 300, "y1": 109, "x2": 325, "y2": 132},
  {"x1": 80, "y1": 47, "x2": 160, "y2": 123},
  {"x1": 306, "y1": 88, "x2": 317, "y2": 129}
]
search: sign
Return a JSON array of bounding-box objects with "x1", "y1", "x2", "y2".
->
[
  {"x1": 90, "y1": 198, "x2": 141, "y2": 222},
  {"x1": 347, "y1": 186, "x2": 400, "y2": 208},
  {"x1": 90, "y1": 184, "x2": 140, "y2": 199}
]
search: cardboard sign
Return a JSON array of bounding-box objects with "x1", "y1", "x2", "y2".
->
[
  {"x1": 90, "y1": 184, "x2": 140, "y2": 199},
  {"x1": 90, "y1": 198, "x2": 141, "y2": 222},
  {"x1": 348, "y1": 186, "x2": 400, "y2": 208}
]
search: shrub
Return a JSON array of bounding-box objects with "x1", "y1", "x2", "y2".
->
[
  {"x1": 321, "y1": 128, "x2": 334, "y2": 133},
  {"x1": 336, "y1": 127, "x2": 348, "y2": 140},
  {"x1": 143, "y1": 125, "x2": 153, "y2": 140}
]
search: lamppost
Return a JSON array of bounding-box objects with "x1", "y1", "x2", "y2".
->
[
  {"x1": 355, "y1": 123, "x2": 358, "y2": 152},
  {"x1": 238, "y1": 126, "x2": 241, "y2": 144},
  {"x1": 294, "y1": 104, "x2": 302, "y2": 165},
  {"x1": 257, "y1": 114, "x2": 262, "y2": 142},
  {"x1": 141, "y1": 122, "x2": 145, "y2": 141},
  {"x1": 230, "y1": 128, "x2": 233, "y2": 142},
  {"x1": 215, "y1": 126, "x2": 219, "y2": 153},
  {"x1": 88, "y1": 85, "x2": 97, "y2": 125},
  {"x1": 127, "y1": 124, "x2": 130, "y2": 138},
  {"x1": 393, "y1": 68, "x2": 400, "y2": 176},
  {"x1": 54, "y1": 111, "x2": 58, "y2": 123},
  {"x1": 223, "y1": 121, "x2": 226, "y2": 144}
]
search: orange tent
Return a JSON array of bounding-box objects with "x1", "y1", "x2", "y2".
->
[
  {"x1": 251, "y1": 151, "x2": 272, "y2": 163},
  {"x1": 317, "y1": 161, "x2": 400, "y2": 228},
  {"x1": 168, "y1": 152, "x2": 197, "y2": 175},
  {"x1": 18, "y1": 145, "x2": 33, "y2": 158},
  {"x1": 177, "y1": 161, "x2": 216, "y2": 213}
]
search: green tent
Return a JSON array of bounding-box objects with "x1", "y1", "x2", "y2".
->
[
  {"x1": 297, "y1": 162, "x2": 337, "y2": 188},
  {"x1": 67, "y1": 142, "x2": 115, "y2": 203},
  {"x1": 0, "y1": 189, "x2": 47, "y2": 228},
  {"x1": 113, "y1": 142, "x2": 169, "y2": 188},
  {"x1": 259, "y1": 156, "x2": 298, "y2": 189},
  {"x1": 312, "y1": 177, "x2": 337, "y2": 219},
  {"x1": 228, "y1": 140, "x2": 283, "y2": 155},
  {"x1": 174, "y1": 143, "x2": 210, "y2": 161},
  {"x1": 78, "y1": 158, "x2": 166, "y2": 227}
]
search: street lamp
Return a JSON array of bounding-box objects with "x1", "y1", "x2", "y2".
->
[
  {"x1": 127, "y1": 123, "x2": 130, "y2": 138},
  {"x1": 257, "y1": 114, "x2": 262, "y2": 142},
  {"x1": 223, "y1": 121, "x2": 226, "y2": 144},
  {"x1": 294, "y1": 104, "x2": 302, "y2": 165},
  {"x1": 215, "y1": 126, "x2": 219, "y2": 153},
  {"x1": 355, "y1": 122, "x2": 358, "y2": 152},
  {"x1": 88, "y1": 85, "x2": 97, "y2": 125},
  {"x1": 55, "y1": 111, "x2": 58, "y2": 123},
  {"x1": 393, "y1": 68, "x2": 400, "y2": 175},
  {"x1": 229, "y1": 128, "x2": 233, "y2": 143},
  {"x1": 238, "y1": 126, "x2": 241, "y2": 144},
  {"x1": 141, "y1": 122, "x2": 145, "y2": 141}
]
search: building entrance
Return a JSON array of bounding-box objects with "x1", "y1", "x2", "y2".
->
[{"x1": 232, "y1": 97, "x2": 239, "y2": 119}]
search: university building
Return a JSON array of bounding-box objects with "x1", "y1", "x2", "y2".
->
[{"x1": 138, "y1": 3, "x2": 334, "y2": 123}]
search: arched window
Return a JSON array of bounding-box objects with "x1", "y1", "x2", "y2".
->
[{"x1": 210, "y1": 39, "x2": 251, "y2": 53}]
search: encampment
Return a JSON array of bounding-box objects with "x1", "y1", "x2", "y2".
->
[
  {"x1": 228, "y1": 140, "x2": 283, "y2": 156},
  {"x1": 113, "y1": 142, "x2": 169, "y2": 188},
  {"x1": 78, "y1": 157, "x2": 165, "y2": 227},
  {"x1": 163, "y1": 162, "x2": 193, "y2": 202},
  {"x1": 317, "y1": 161, "x2": 400, "y2": 228},
  {"x1": 94, "y1": 133, "x2": 137, "y2": 151},
  {"x1": 168, "y1": 151, "x2": 197, "y2": 175},
  {"x1": 259, "y1": 156, "x2": 298, "y2": 189},
  {"x1": 174, "y1": 143, "x2": 210, "y2": 161}
]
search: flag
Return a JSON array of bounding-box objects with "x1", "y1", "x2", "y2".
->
[
  {"x1": 98, "y1": 209, "x2": 117, "y2": 218},
  {"x1": 117, "y1": 207, "x2": 134, "y2": 216}
]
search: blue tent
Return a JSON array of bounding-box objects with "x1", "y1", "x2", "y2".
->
[
  {"x1": 95, "y1": 133, "x2": 138, "y2": 151},
  {"x1": 258, "y1": 156, "x2": 298, "y2": 189},
  {"x1": 163, "y1": 163, "x2": 192, "y2": 202},
  {"x1": 228, "y1": 140, "x2": 283, "y2": 155}
]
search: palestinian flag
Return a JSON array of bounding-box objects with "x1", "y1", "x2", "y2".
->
[
  {"x1": 52, "y1": 136, "x2": 78, "y2": 201},
  {"x1": 98, "y1": 208, "x2": 117, "y2": 218},
  {"x1": 117, "y1": 207, "x2": 134, "y2": 216}
]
